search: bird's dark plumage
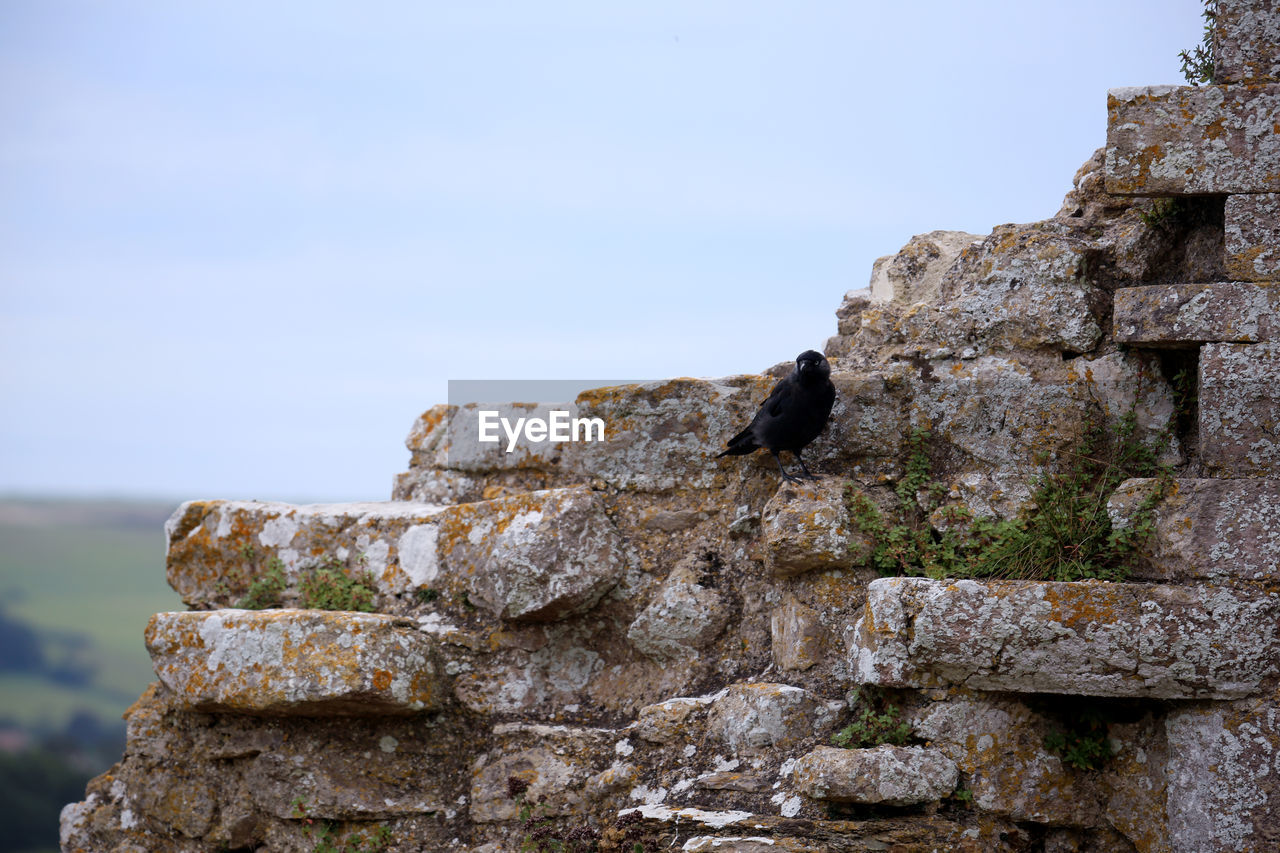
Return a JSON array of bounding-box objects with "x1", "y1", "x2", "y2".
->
[{"x1": 717, "y1": 350, "x2": 836, "y2": 483}]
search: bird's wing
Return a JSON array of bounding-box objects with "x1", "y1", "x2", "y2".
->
[{"x1": 762, "y1": 377, "x2": 795, "y2": 418}]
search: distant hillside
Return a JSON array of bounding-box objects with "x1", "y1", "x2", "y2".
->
[{"x1": 0, "y1": 497, "x2": 183, "y2": 732}]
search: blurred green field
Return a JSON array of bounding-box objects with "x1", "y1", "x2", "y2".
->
[{"x1": 0, "y1": 498, "x2": 184, "y2": 730}]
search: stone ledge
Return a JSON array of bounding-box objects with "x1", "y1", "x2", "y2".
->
[
  {"x1": 1113, "y1": 282, "x2": 1280, "y2": 345},
  {"x1": 1108, "y1": 478, "x2": 1280, "y2": 583},
  {"x1": 790, "y1": 745, "x2": 959, "y2": 806},
  {"x1": 1200, "y1": 342, "x2": 1280, "y2": 476},
  {"x1": 1104, "y1": 84, "x2": 1280, "y2": 195},
  {"x1": 848, "y1": 577, "x2": 1280, "y2": 699},
  {"x1": 165, "y1": 487, "x2": 626, "y2": 622},
  {"x1": 145, "y1": 609, "x2": 445, "y2": 715}
]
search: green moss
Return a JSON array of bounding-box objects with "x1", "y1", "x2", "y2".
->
[{"x1": 237, "y1": 557, "x2": 287, "y2": 609}]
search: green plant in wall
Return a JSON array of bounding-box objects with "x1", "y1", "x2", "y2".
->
[
  {"x1": 1044, "y1": 710, "x2": 1114, "y2": 771},
  {"x1": 299, "y1": 557, "x2": 377, "y2": 612},
  {"x1": 1179, "y1": 0, "x2": 1219, "y2": 85},
  {"x1": 290, "y1": 797, "x2": 393, "y2": 853},
  {"x1": 831, "y1": 686, "x2": 913, "y2": 749},
  {"x1": 237, "y1": 557, "x2": 287, "y2": 609},
  {"x1": 846, "y1": 403, "x2": 1173, "y2": 583}
]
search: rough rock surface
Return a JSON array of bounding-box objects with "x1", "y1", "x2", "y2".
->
[
  {"x1": 1113, "y1": 281, "x2": 1280, "y2": 345},
  {"x1": 1225, "y1": 193, "x2": 1280, "y2": 280},
  {"x1": 1200, "y1": 342, "x2": 1280, "y2": 476},
  {"x1": 145, "y1": 609, "x2": 444, "y2": 714},
  {"x1": 850, "y1": 577, "x2": 1280, "y2": 698},
  {"x1": 1105, "y1": 84, "x2": 1280, "y2": 195},
  {"x1": 1214, "y1": 0, "x2": 1280, "y2": 83},
  {"x1": 790, "y1": 745, "x2": 958, "y2": 805},
  {"x1": 1109, "y1": 477, "x2": 1280, "y2": 583}
]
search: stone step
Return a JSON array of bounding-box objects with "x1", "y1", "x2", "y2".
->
[
  {"x1": 164, "y1": 487, "x2": 625, "y2": 622},
  {"x1": 1105, "y1": 83, "x2": 1280, "y2": 195},
  {"x1": 1200, "y1": 342, "x2": 1280, "y2": 476},
  {"x1": 145, "y1": 609, "x2": 445, "y2": 715},
  {"x1": 849, "y1": 577, "x2": 1280, "y2": 699},
  {"x1": 1108, "y1": 478, "x2": 1280, "y2": 583},
  {"x1": 1113, "y1": 282, "x2": 1280, "y2": 346}
]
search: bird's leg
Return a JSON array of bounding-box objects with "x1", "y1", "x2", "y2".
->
[
  {"x1": 771, "y1": 450, "x2": 803, "y2": 483},
  {"x1": 794, "y1": 450, "x2": 821, "y2": 480}
]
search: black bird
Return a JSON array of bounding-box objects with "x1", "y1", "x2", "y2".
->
[{"x1": 717, "y1": 350, "x2": 836, "y2": 483}]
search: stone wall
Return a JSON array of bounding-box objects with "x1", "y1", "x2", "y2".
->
[{"x1": 63, "y1": 4, "x2": 1279, "y2": 851}]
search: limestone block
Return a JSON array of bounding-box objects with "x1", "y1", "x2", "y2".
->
[
  {"x1": 1166, "y1": 688, "x2": 1280, "y2": 851},
  {"x1": 627, "y1": 558, "x2": 729, "y2": 661},
  {"x1": 1105, "y1": 84, "x2": 1280, "y2": 195},
  {"x1": 443, "y1": 487, "x2": 624, "y2": 621},
  {"x1": 145, "y1": 610, "x2": 444, "y2": 715},
  {"x1": 791, "y1": 745, "x2": 958, "y2": 806},
  {"x1": 1113, "y1": 282, "x2": 1280, "y2": 345},
  {"x1": 244, "y1": 724, "x2": 449, "y2": 819},
  {"x1": 633, "y1": 692, "x2": 720, "y2": 743},
  {"x1": 761, "y1": 480, "x2": 864, "y2": 576},
  {"x1": 1109, "y1": 478, "x2": 1280, "y2": 583},
  {"x1": 771, "y1": 597, "x2": 827, "y2": 672},
  {"x1": 1226, "y1": 193, "x2": 1280, "y2": 280},
  {"x1": 1104, "y1": 713, "x2": 1172, "y2": 853},
  {"x1": 469, "y1": 723, "x2": 618, "y2": 822},
  {"x1": 911, "y1": 694, "x2": 1106, "y2": 826},
  {"x1": 867, "y1": 230, "x2": 982, "y2": 305},
  {"x1": 933, "y1": 228, "x2": 1104, "y2": 355},
  {"x1": 562, "y1": 376, "x2": 773, "y2": 491},
  {"x1": 1214, "y1": 0, "x2": 1280, "y2": 84},
  {"x1": 705, "y1": 683, "x2": 842, "y2": 757},
  {"x1": 849, "y1": 577, "x2": 1280, "y2": 699},
  {"x1": 164, "y1": 499, "x2": 449, "y2": 606},
  {"x1": 1200, "y1": 342, "x2": 1280, "y2": 476}
]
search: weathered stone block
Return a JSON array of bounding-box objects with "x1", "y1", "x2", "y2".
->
[
  {"x1": 1214, "y1": 0, "x2": 1280, "y2": 84},
  {"x1": 1105, "y1": 84, "x2": 1280, "y2": 195},
  {"x1": 771, "y1": 597, "x2": 827, "y2": 672},
  {"x1": 849, "y1": 577, "x2": 1280, "y2": 699},
  {"x1": 867, "y1": 230, "x2": 981, "y2": 305},
  {"x1": 1225, "y1": 193, "x2": 1280, "y2": 280},
  {"x1": 1109, "y1": 478, "x2": 1280, "y2": 583},
  {"x1": 167, "y1": 487, "x2": 626, "y2": 623},
  {"x1": 627, "y1": 555, "x2": 729, "y2": 660},
  {"x1": 563, "y1": 377, "x2": 773, "y2": 491},
  {"x1": 1166, "y1": 688, "x2": 1280, "y2": 851},
  {"x1": 469, "y1": 723, "x2": 618, "y2": 822},
  {"x1": 791, "y1": 745, "x2": 958, "y2": 806},
  {"x1": 164, "y1": 499, "x2": 449, "y2": 606},
  {"x1": 1200, "y1": 342, "x2": 1280, "y2": 476},
  {"x1": 1113, "y1": 282, "x2": 1280, "y2": 345},
  {"x1": 911, "y1": 693, "x2": 1108, "y2": 827},
  {"x1": 442, "y1": 487, "x2": 625, "y2": 621},
  {"x1": 933, "y1": 228, "x2": 1104, "y2": 354},
  {"x1": 761, "y1": 480, "x2": 864, "y2": 576},
  {"x1": 705, "y1": 683, "x2": 842, "y2": 757},
  {"x1": 145, "y1": 610, "x2": 444, "y2": 715}
]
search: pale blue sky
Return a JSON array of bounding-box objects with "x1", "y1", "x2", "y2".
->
[{"x1": 1, "y1": 1, "x2": 1204, "y2": 502}]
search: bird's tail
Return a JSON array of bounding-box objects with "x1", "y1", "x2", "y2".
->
[{"x1": 717, "y1": 428, "x2": 758, "y2": 457}]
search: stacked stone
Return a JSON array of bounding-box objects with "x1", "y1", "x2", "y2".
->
[{"x1": 60, "y1": 4, "x2": 1280, "y2": 852}]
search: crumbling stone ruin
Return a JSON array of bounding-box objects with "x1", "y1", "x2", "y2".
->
[{"x1": 62, "y1": 3, "x2": 1279, "y2": 851}]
